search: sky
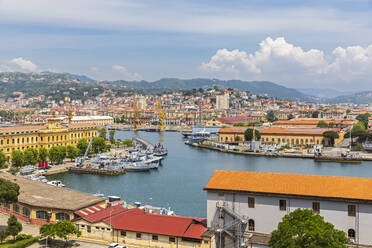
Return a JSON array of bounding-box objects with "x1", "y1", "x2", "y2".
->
[{"x1": 0, "y1": 0, "x2": 372, "y2": 90}]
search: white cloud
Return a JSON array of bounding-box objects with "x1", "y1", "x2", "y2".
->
[
  {"x1": 200, "y1": 37, "x2": 372, "y2": 86},
  {"x1": 112, "y1": 64, "x2": 142, "y2": 81},
  {"x1": 9, "y1": 57, "x2": 38, "y2": 72}
]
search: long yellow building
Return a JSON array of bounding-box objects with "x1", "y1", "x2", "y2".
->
[{"x1": 0, "y1": 118, "x2": 98, "y2": 161}]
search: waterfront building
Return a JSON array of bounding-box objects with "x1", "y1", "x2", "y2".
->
[
  {"x1": 0, "y1": 173, "x2": 105, "y2": 225},
  {"x1": 217, "y1": 127, "x2": 247, "y2": 144},
  {"x1": 205, "y1": 171, "x2": 372, "y2": 247},
  {"x1": 74, "y1": 205, "x2": 211, "y2": 247},
  {"x1": 70, "y1": 116, "x2": 114, "y2": 127},
  {"x1": 216, "y1": 93, "x2": 229, "y2": 110},
  {"x1": 273, "y1": 118, "x2": 354, "y2": 129},
  {"x1": 259, "y1": 127, "x2": 343, "y2": 146},
  {"x1": 0, "y1": 118, "x2": 98, "y2": 161}
]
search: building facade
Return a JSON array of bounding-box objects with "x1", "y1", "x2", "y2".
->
[
  {"x1": 205, "y1": 171, "x2": 372, "y2": 247},
  {"x1": 216, "y1": 93, "x2": 229, "y2": 110},
  {"x1": 0, "y1": 118, "x2": 98, "y2": 161}
]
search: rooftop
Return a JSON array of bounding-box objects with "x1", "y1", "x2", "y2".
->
[
  {"x1": 204, "y1": 171, "x2": 372, "y2": 202},
  {"x1": 0, "y1": 173, "x2": 105, "y2": 211}
]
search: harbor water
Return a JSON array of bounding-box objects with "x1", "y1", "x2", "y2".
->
[{"x1": 48, "y1": 131, "x2": 372, "y2": 218}]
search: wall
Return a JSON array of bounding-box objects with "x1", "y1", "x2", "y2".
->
[{"x1": 207, "y1": 191, "x2": 372, "y2": 246}]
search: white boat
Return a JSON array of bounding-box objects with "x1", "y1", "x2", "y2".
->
[{"x1": 47, "y1": 180, "x2": 65, "y2": 187}]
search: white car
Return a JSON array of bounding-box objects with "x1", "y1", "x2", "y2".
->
[
  {"x1": 116, "y1": 246, "x2": 128, "y2": 248},
  {"x1": 108, "y1": 243, "x2": 118, "y2": 248}
]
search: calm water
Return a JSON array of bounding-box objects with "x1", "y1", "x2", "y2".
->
[{"x1": 48, "y1": 131, "x2": 372, "y2": 218}]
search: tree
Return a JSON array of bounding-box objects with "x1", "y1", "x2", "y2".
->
[
  {"x1": 92, "y1": 137, "x2": 106, "y2": 154},
  {"x1": 98, "y1": 128, "x2": 107, "y2": 139},
  {"x1": 40, "y1": 223, "x2": 56, "y2": 246},
  {"x1": 317, "y1": 120, "x2": 328, "y2": 128},
  {"x1": 322, "y1": 131, "x2": 340, "y2": 147},
  {"x1": 287, "y1": 114, "x2": 295, "y2": 120},
  {"x1": 109, "y1": 130, "x2": 116, "y2": 144},
  {"x1": 54, "y1": 220, "x2": 81, "y2": 244},
  {"x1": 352, "y1": 121, "x2": 368, "y2": 141},
  {"x1": 356, "y1": 113, "x2": 370, "y2": 129},
  {"x1": 0, "y1": 150, "x2": 7, "y2": 169},
  {"x1": 269, "y1": 209, "x2": 347, "y2": 248},
  {"x1": 121, "y1": 139, "x2": 133, "y2": 147},
  {"x1": 38, "y1": 147, "x2": 48, "y2": 162},
  {"x1": 66, "y1": 146, "x2": 79, "y2": 161},
  {"x1": 49, "y1": 146, "x2": 67, "y2": 164},
  {"x1": 6, "y1": 215, "x2": 22, "y2": 240},
  {"x1": 266, "y1": 110, "x2": 277, "y2": 122},
  {"x1": 23, "y1": 148, "x2": 38, "y2": 165},
  {"x1": 0, "y1": 229, "x2": 8, "y2": 244},
  {"x1": 0, "y1": 178, "x2": 19, "y2": 203},
  {"x1": 244, "y1": 128, "x2": 261, "y2": 141},
  {"x1": 11, "y1": 150, "x2": 24, "y2": 167},
  {"x1": 77, "y1": 139, "x2": 88, "y2": 155}
]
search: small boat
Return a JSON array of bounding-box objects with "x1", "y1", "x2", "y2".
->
[
  {"x1": 153, "y1": 143, "x2": 168, "y2": 156},
  {"x1": 47, "y1": 180, "x2": 65, "y2": 187},
  {"x1": 20, "y1": 166, "x2": 35, "y2": 175},
  {"x1": 122, "y1": 162, "x2": 151, "y2": 172}
]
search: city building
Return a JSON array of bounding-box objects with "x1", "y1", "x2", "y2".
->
[
  {"x1": 216, "y1": 93, "x2": 229, "y2": 110},
  {"x1": 70, "y1": 116, "x2": 114, "y2": 127},
  {"x1": 205, "y1": 171, "x2": 372, "y2": 247},
  {"x1": 0, "y1": 173, "x2": 105, "y2": 225},
  {"x1": 0, "y1": 118, "x2": 98, "y2": 161},
  {"x1": 218, "y1": 127, "x2": 247, "y2": 144},
  {"x1": 259, "y1": 127, "x2": 343, "y2": 146},
  {"x1": 74, "y1": 205, "x2": 211, "y2": 247}
]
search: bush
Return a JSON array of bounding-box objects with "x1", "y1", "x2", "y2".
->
[
  {"x1": 2, "y1": 237, "x2": 38, "y2": 248},
  {"x1": 7, "y1": 167, "x2": 19, "y2": 175},
  {"x1": 15, "y1": 234, "x2": 32, "y2": 241}
]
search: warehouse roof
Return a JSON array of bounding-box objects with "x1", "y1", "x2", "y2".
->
[
  {"x1": 0, "y1": 173, "x2": 105, "y2": 211},
  {"x1": 204, "y1": 171, "x2": 372, "y2": 202}
]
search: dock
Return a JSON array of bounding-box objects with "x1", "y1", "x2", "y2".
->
[
  {"x1": 133, "y1": 137, "x2": 154, "y2": 149},
  {"x1": 68, "y1": 166, "x2": 126, "y2": 176}
]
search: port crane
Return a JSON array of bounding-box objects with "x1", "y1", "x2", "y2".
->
[
  {"x1": 156, "y1": 100, "x2": 165, "y2": 131},
  {"x1": 75, "y1": 136, "x2": 94, "y2": 166},
  {"x1": 133, "y1": 95, "x2": 141, "y2": 130}
]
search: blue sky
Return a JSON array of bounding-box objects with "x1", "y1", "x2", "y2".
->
[{"x1": 0, "y1": 0, "x2": 371, "y2": 90}]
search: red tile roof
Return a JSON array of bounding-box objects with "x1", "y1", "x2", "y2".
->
[
  {"x1": 74, "y1": 205, "x2": 127, "y2": 223},
  {"x1": 108, "y1": 208, "x2": 207, "y2": 240}
]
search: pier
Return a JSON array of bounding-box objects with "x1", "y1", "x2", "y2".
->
[
  {"x1": 133, "y1": 137, "x2": 154, "y2": 149},
  {"x1": 68, "y1": 166, "x2": 126, "y2": 175}
]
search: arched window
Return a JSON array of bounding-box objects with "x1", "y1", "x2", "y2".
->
[
  {"x1": 248, "y1": 219, "x2": 255, "y2": 231},
  {"x1": 56, "y1": 213, "x2": 70, "y2": 221},
  {"x1": 23, "y1": 207, "x2": 30, "y2": 217},
  {"x1": 36, "y1": 210, "x2": 48, "y2": 220},
  {"x1": 348, "y1": 229, "x2": 355, "y2": 239}
]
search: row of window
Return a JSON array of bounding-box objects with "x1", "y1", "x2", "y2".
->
[
  {"x1": 120, "y1": 231, "x2": 177, "y2": 243},
  {"x1": 247, "y1": 197, "x2": 356, "y2": 216},
  {"x1": 261, "y1": 137, "x2": 322, "y2": 145},
  {"x1": 76, "y1": 224, "x2": 110, "y2": 232}
]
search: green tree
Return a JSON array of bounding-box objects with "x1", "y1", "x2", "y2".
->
[
  {"x1": 6, "y1": 215, "x2": 22, "y2": 240},
  {"x1": 266, "y1": 110, "x2": 277, "y2": 122},
  {"x1": 23, "y1": 148, "x2": 38, "y2": 165},
  {"x1": 269, "y1": 209, "x2": 347, "y2": 248},
  {"x1": 49, "y1": 146, "x2": 67, "y2": 164},
  {"x1": 38, "y1": 147, "x2": 48, "y2": 162},
  {"x1": 109, "y1": 130, "x2": 116, "y2": 144},
  {"x1": 317, "y1": 120, "x2": 328, "y2": 128},
  {"x1": 66, "y1": 146, "x2": 79, "y2": 161},
  {"x1": 356, "y1": 113, "x2": 370, "y2": 129},
  {"x1": 54, "y1": 220, "x2": 81, "y2": 244},
  {"x1": 11, "y1": 150, "x2": 24, "y2": 167},
  {"x1": 0, "y1": 229, "x2": 8, "y2": 244},
  {"x1": 287, "y1": 114, "x2": 295, "y2": 120},
  {"x1": 0, "y1": 150, "x2": 7, "y2": 169},
  {"x1": 98, "y1": 128, "x2": 107, "y2": 139},
  {"x1": 322, "y1": 131, "x2": 340, "y2": 147},
  {"x1": 0, "y1": 178, "x2": 19, "y2": 203},
  {"x1": 244, "y1": 128, "x2": 261, "y2": 141},
  {"x1": 352, "y1": 122, "x2": 368, "y2": 141},
  {"x1": 92, "y1": 137, "x2": 106, "y2": 154},
  {"x1": 77, "y1": 139, "x2": 88, "y2": 155},
  {"x1": 121, "y1": 139, "x2": 133, "y2": 147}
]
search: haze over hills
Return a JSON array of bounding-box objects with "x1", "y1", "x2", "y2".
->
[{"x1": 1, "y1": 72, "x2": 372, "y2": 104}]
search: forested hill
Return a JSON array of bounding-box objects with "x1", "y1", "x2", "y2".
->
[{"x1": 0, "y1": 72, "x2": 314, "y2": 101}]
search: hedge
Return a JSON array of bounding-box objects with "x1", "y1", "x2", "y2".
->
[{"x1": 1, "y1": 237, "x2": 38, "y2": 248}]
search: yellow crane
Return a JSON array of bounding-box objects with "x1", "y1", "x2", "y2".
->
[
  {"x1": 156, "y1": 100, "x2": 165, "y2": 131},
  {"x1": 133, "y1": 95, "x2": 141, "y2": 130}
]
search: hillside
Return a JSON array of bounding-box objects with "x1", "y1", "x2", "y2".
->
[
  {"x1": 0, "y1": 72, "x2": 313, "y2": 101},
  {"x1": 327, "y1": 91, "x2": 372, "y2": 104}
]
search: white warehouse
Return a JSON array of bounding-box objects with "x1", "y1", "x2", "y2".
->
[{"x1": 204, "y1": 171, "x2": 372, "y2": 247}]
